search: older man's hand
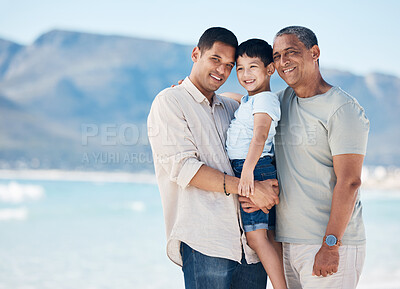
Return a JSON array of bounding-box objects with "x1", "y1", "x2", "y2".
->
[
  {"x1": 239, "y1": 196, "x2": 260, "y2": 213},
  {"x1": 240, "y1": 179, "x2": 279, "y2": 214},
  {"x1": 313, "y1": 245, "x2": 340, "y2": 277}
]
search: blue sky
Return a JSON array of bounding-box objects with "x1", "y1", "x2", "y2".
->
[{"x1": 1, "y1": 0, "x2": 399, "y2": 77}]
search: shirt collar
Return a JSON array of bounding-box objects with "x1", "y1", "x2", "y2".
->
[
  {"x1": 241, "y1": 94, "x2": 250, "y2": 103},
  {"x1": 182, "y1": 77, "x2": 208, "y2": 103},
  {"x1": 213, "y1": 94, "x2": 223, "y2": 106},
  {"x1": 182, "y1": 77, "x2": 223, "y2": 107}
]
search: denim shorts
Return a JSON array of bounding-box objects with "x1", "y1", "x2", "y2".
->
[{"x1": 231, "y1": 155, "x2": 277, "y2": 232}]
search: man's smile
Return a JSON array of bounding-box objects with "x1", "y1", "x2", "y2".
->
[
  {"x1": 210, "y1": 73, "x2": 223, "y2": 81},
  {"x1": 283, "y1": 67, "x2": 295, "y2": 74}
]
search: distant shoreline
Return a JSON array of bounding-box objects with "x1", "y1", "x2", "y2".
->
[
  {"x1": 0, "y1": 169, "x2": 157, "y2": 185},
  {"x1": 1, "y1": 168, "x2": 400, "y2": 190}
]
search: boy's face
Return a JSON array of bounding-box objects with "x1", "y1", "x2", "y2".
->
[{"x1": 236, "y1": 55, "x2": 274, "y2": 96}]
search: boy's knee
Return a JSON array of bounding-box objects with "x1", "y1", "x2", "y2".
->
[{"x1": 246, "y1": 231, "x2": 267, "y2": 251}]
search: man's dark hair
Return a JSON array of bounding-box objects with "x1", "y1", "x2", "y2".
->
[
  {"x1": 275, "y1": 26, "x2": 318, "y2": 49},
  {"x1": 197, "y1": 27, "x2": 238, "y2": 52},
  {"x1": 236, "y1": 39, "x2": 273, "y2": 67}
]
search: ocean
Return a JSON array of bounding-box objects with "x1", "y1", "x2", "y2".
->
[{"x1": 0, "y1": 178, "x2": 399, "y2": 289}]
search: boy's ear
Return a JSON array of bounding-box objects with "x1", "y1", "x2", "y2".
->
[
  {"x1": 191, "y1": 47, "x2": 201, "y2": 62},
  {"x1": 267, "y1": 62, "x2": 275, "y2": 76}
]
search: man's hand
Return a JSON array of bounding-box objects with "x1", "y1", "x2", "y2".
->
[
  {"x1": 242, "y1": 179, "x2": 279, "y2": 214},
  {"x1": 239, "y1": 196, "x2": 260, "y2": 213},
  {"x1": 312, "y1": 245, "x2": 340, "y2": 277},
  {"x1": 238, "y1": 169, "x2": 254, "y2": 197},
  {"x1": 171, "y1": 79, "x2": 184, "y2": 87}
]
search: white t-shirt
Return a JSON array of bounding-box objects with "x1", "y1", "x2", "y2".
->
[{"x1": 226, "y1": 91, "x2": 281, "y2": 160}]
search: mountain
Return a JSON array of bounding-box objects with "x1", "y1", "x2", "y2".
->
[
  {"x1": 0, "y1": 30, "x2": 399, "y2": 170},
  {"x1": 0, "y1": 38, "x2": 23, "y2": 78}
]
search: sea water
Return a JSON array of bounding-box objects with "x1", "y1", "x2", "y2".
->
[{"x1": 0, "y1": 179, "x2": 399, "y2": 289}]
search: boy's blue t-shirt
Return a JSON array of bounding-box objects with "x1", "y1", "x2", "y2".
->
[{"x1": 226, "y1": 91, "x2": 280, "y2": 160}]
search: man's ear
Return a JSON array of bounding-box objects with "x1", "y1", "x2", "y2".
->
[
  {"x1": 191, "y1": 47, "x2": 201, "y2": 62},
  {"x1": 310, "y1": 45, "x2": 320, "y2": 62},
  {"x1": 267, "y1": 62, "x2": 275, "y2": 76}
]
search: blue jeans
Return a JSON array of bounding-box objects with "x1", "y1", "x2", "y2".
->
[
  {"x1": 231, "y1": 155, "x2": 277, "y2": 232},
  {"x1": 181, "y1": 242, "x2": 267, "y2": 289}
]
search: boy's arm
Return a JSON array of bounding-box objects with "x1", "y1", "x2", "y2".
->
[{"x1": 239, "y1": 113, "x2": 273, "y2": 196}]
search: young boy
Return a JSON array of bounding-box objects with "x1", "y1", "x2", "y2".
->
[{"x1": 225, "y1": 39, "x2": 287, "y2": 289}]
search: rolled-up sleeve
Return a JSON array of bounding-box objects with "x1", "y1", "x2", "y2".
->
[{"x1": 148, "y1": 90, "x2": 204, "y2": 188}]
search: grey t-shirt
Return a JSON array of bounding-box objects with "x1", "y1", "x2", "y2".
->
[{"x1": 275, "y1": 86, "x2": 370, "y2": 245}]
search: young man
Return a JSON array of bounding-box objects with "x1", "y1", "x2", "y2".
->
[
  {"x1": 241, "y1": 26, "x2": 369, "y2": 289},
  {"x1": 147, "y1": 27, "x2": 279, "y2": 289}
]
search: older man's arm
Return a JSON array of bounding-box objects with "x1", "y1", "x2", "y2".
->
[
  {"x1": 190, "y1": 165, "x2": 279, "y2": 213},
  {"x1": 312, "y1": 153, "x2": 364, "y2": 277},
  {"x1": 220, "y1": 92, "x2": 243, "y2": 103}
]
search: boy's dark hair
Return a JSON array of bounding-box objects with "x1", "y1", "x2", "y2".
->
[
  {"x1": 197, "y1": 27, "x2": 238, "y2": 52},
  {"x1": 236, "y1": 39, "x2": 273, "y2": 67}
]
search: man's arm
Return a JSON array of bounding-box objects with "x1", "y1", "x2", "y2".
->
[
  {"x1": 220, "y1": 92, "x2": 243, "y2": 103},
  {"x1": 148, "y1": 91, "x2": 205, "y2": 188},
  {"x1": 189, "y1": 165, "x2": 279, "y2": 213},
  {"x1": 312, "y1": 153, "x2": 364, "y2": 277}
]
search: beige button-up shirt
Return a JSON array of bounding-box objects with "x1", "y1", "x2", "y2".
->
[{"x1": 147, "y1": 77, "x2": 259, "y2": 266}]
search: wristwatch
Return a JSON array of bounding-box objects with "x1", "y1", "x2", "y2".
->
[{"x1": 323, "y1": 234, "x2": 342, "y2": 247}]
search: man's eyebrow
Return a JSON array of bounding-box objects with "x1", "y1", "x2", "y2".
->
[
  {"x1": 212, "y1": 54, "x2": 235, "y2": 66},
  {"x1": 273, "y1": 46, "x2": 298, "y2": 56}
]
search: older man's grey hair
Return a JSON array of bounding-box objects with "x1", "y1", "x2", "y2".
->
[{"x1": 275, "y1": 26, "x2": 318, "y2": 49}]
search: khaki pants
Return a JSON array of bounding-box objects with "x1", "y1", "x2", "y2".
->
[{"x1": 283, "y1": 243, "x2": 366, "y2": 289}]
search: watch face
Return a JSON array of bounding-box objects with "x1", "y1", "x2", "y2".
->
[{"x1": 325, "y1": 235, "x2": 337, "y2": 246}]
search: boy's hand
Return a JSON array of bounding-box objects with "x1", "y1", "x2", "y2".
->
[{"x1": 238, "y1": 169, "x2": 254, "y2": 197}]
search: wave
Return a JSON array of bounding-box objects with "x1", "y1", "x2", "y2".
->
[
  {"x1": 0, "y1": 207, "x2": 28, "y2": 221},
  {"x1": 130, "y1": 201, "x2": 146, "y2": 212},
  {"x1": 0, "y1": 182, "x2": 45, "y2": 203}
]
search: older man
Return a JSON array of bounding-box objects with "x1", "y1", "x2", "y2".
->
[{"x1": 274, "y1": 26, "x2": 369, "y2": 288}]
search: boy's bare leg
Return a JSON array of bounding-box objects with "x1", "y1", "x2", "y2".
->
[
  {"x1": 267, "y1": 230, "x2": 284, "y2": 267},
  {"x1": 246, "y1": 229, "x2": 287, "y2": 289}
]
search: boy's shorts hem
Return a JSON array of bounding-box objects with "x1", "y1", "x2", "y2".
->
[{"x1": 243, "y1": 223, "x2": 275, "y2": 233}]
